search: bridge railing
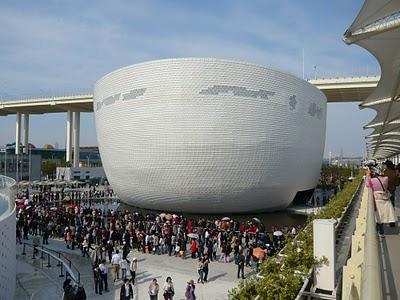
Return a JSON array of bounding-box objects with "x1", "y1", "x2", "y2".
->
[{"x1": 341, "y1": 186, "x2": 383, "y2": 300}]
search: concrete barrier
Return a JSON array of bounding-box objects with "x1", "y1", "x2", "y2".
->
[{"x1": 342, "y1": 185, "x2": 383, "y2": 300}]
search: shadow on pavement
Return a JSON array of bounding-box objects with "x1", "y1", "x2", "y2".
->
[{"x1": 207, "y1": 272, "x2": 227, "y2": 282}]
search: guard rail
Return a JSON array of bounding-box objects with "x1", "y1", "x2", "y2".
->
[{"x1": 341, "y1": 186, "x2": 383, "y2": 299}]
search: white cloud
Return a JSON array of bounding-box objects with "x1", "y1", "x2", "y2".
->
[{"x1": 0, "y1": 0, "x2": 378, "y2": 155}]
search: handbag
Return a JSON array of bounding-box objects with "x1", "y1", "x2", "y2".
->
[{"x1": 376, "y1": 177, "x2": 391, "y2": 201}]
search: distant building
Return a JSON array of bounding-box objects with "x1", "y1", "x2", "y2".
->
[
  {"x1": 322, "y1": 156, "x2": 363, "y2": 167},
  {"x1": 0, "y1": 150, "x2": 41, "y2": 181},
  {"x1": 56, "y1": 166, "x2": 106, "y2": 182},
  {"x1": 0, "y1": 145, "x2": 102, "y2": 180}
]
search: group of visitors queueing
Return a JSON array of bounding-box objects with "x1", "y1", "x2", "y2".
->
[
  {"x1": 15, "y1": 184, "x2": 299, "y2": 300},
  {"x1": 365, "y1": 159, "x2": 399, "y2": 237}
]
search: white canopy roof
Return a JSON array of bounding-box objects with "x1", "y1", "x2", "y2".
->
[{"x1": 344, "y1": 0, "x2": 400, "y2": 159}]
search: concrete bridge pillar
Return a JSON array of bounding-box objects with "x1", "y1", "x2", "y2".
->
[
  {"x1": 15, "y1": 112, "x2": 21, "y2": 155},
  {"x1": 66, "y1": 110, "x2": 73, "y2": 163},
  {"x1": 73, "y1": 111, "x2": 80, "y2": 168},
  {"x1": 23, "y1": 114, "x2": 29, "y2": 154}
]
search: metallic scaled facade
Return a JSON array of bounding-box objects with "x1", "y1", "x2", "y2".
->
[{"x1": 94, "y1": 58, "x2": 326, "y2": 213}]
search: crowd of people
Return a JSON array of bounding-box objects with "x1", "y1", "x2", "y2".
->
[
  {"x1": 12, "y1": 160, "x2": 400, "y2": 299},
  {"x1": 15, "y1": 184, "x2": 299, "y2": 300}
]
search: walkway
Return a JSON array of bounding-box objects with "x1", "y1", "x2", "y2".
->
[
  {"x1": 15, "y1": 239, "x2": 248, "y2": 300},
  {"x1": 380, "y1": 192, "x2": 400, "y2": 299}
]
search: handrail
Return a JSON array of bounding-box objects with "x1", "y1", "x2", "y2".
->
[
  {"x1": 38, "y1": 244, "x2": 82, "y2": 283},
  {"x1": 334, "y1": 180, "x2": 363, "y2": 232},
  {"x1": 22, "y1": 242, "x2": 81, "y2": 286},
  {"x1": 257, "y1": 180, "x2": 364, "y2": 300},
  {"x1": 294, "y1": 179, "x2": 364, "y2": 299},
  {"x1": 341, "y1": 185, "x2": 383, "y2": 300},
  {"x1": 360, "y1": 188, "x2": 383, "y2": 299}
]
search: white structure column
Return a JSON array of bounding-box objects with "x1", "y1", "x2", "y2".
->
[
  {"x1": 15, "y1": 113, "x2": 21, "y2": 155},
  {"x1": 66, "y1": 110, "x2": 73, "y2": 163},
  {"x1": 313, "y1": 219, "x2": 336, "y2": 293},
  {"x1": 23, "y1": 114, "x2": 29, "y2": 154},
  {"x1": 73, "y1": 111, "x2": 80, "y2": 168}
]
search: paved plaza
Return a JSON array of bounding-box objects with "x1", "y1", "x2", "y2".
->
[
  {"x1": 15, "y1": 238, "x2": 252, "y2": 300},
  {"x1": 379, "y1": 196, "x2": 400, "y2": 299}
]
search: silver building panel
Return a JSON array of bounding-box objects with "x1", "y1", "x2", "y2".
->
[{"x1": 94, "y1": 58, "x2": 326, "y2": 213}]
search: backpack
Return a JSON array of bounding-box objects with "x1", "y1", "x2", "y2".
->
[{"x1": 185, "y1": 286, "x2": 191, "y2": 298}]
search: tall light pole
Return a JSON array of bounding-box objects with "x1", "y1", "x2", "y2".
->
[
  {"x1": 2, "y1": 148, "x2": 6, "y2": 176},
  {"x1": 28, "y1": 146, "x2": 32, "y2": 182},
  {"x1": 16, "y1": 151, "x2": 19, "y2": 182}
]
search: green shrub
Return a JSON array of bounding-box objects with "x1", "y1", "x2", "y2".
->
[{"x1": 229, "y1": 172, "x2": 363, "y2": 300}]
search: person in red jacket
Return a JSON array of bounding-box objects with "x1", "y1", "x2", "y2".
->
[{"x1": 190, "y1": 239, "x2": 197, "y2": 259}]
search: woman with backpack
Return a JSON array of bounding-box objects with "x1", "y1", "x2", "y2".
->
[{"x1": 185, "y1": 280, "x2": 196, "y2": 300}]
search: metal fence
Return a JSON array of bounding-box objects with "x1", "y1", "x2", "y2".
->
[
  {"x1": 295, "y1": 179, "x2": 364, "y2": 299},
  {"x1": 21, "y1": 242, "x2": 81, "y2": 287}
]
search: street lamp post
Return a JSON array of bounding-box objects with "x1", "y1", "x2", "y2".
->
[
  {"x1": 2, "y1": 148, "x2": 7, "y2": 176},
  {"x1": 16, "y1": 152, "x2": 19, "y2": 182},
  {"x1": 28, "y1": 146, "x2": 32, "y2": 182}
]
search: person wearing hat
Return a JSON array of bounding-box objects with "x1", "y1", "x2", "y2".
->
[
  {"x1": 367, "y1": 165, "x2": 396, "y2": 237},
  {"x1": 185, "y1": 280, "x2": 196, "y2": 300}
]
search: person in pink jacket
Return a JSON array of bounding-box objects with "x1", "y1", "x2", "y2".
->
[{"x1": 366, "y1": 165, "x2": 396, "y2": 237}]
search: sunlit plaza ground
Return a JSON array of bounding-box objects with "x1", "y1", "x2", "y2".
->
[{"x1": 15, "y1": 238, "x2": 253, "y2": 300}]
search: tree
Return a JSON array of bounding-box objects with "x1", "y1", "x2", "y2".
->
[{"x1": 42, "y1": 161, "x2": 57, "y2": 179}]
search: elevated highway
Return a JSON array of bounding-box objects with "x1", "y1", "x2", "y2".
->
[
  {"x1": 0, "y1": 76, "x2": 379, "y2": 117},
  {"x1": 0, "y1": 76, "x2": 378, "y2": 167}
]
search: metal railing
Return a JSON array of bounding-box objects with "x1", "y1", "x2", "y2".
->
[
  {"x1": 341, "y1": 186, "x2": 383, "y2": 300},
  {"x1": 21, "y1": 243, "x2": 81, "y2": 287},
  {"x1": 294, "y1": 179, "x2": 364, "y2": 299},
  {"x1": 253, "y1": 181, "x2": 365, "y2": 300}
]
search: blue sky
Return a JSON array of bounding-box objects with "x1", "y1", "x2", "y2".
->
[{"x1": 0, "y1": 0, "x2": 377, "y2": 157}]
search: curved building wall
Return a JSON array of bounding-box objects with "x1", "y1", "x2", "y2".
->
[
  {"x1": 94, "y1": 58, "x2": 326, "y2": 213},
  {"x1": 0, "y1": 176, "x2": 16, "y2": 300}
]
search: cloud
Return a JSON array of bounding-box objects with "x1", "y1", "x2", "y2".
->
[{"x1": 0, "y1": 0, "x2": 377, "y2": 155}]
